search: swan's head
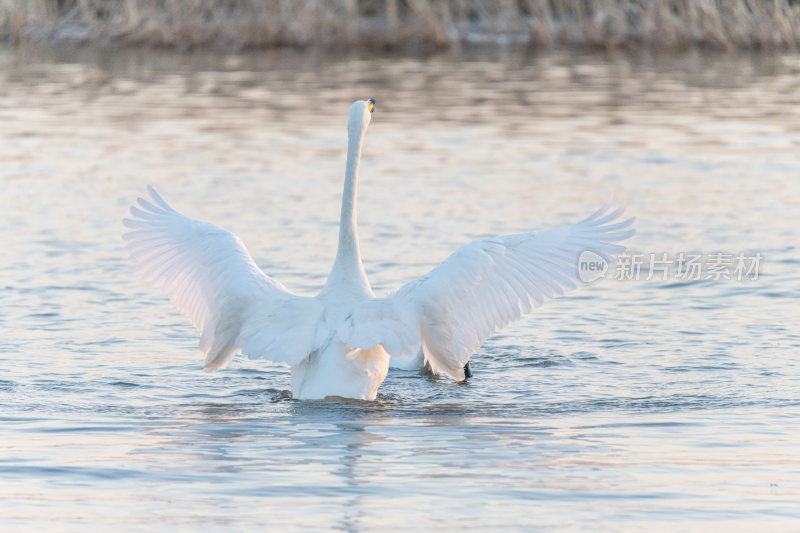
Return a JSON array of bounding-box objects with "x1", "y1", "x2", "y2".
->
[{"x1": 348, "y1": 98, "x2": 375, "y2": 134}]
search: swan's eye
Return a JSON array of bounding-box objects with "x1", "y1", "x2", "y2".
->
[{"x1": 366, "y1": 98, "x2": 375, "y2": 113}]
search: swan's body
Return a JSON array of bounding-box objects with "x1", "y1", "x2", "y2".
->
[{"x1": 123, "y1": 99, "x2": 634, "y2": 400}]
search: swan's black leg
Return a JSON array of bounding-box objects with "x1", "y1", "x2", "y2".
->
[{"x1": 463, "y1": 360, "x2": 473, "y2": 379}]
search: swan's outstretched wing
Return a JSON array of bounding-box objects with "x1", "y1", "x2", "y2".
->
[
  {"x1": 123, "y1": 186, "x2": 322, "y2": 370},
  {"x1": 348, "y1": 200, "x2": 634, "y2": 381}
]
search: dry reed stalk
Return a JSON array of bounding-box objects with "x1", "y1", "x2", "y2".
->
[{"x1": 0, "y1": 0, "x2": 798, "y2": 50}]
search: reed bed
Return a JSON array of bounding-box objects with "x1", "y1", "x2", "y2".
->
[{"x1": 1, "y1": 0, "x2": 798, "y2": 50}]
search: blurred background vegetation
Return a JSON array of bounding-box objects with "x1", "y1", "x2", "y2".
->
[{"x1": 1, "y1": 0, "x2": 798, "y2": 51}]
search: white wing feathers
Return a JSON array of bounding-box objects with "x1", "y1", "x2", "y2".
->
[
  {"x1": 123, "y1": 186, "x2": 321, "y2": 370},
  {"x1": 351, "y1": 199, "x2": 635, "y2": 381},
  {"x1": 124, "y1": 188, "x2": 632, "y2": 383}
]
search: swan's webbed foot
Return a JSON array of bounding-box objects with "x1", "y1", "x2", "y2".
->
[
  {"x1": 421, "y1": 359, "x2": 436, "y2": 377},
  {"x1": 463, "y1": 360, "x2": 473, "y2": 379}
]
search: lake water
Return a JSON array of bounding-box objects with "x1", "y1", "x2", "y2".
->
[{"x1": 1, "y1": 46, "x2": 799, "y2": 531}]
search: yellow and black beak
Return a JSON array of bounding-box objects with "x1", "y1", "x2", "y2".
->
[{"x1": 366, "y1": 98, "x2": 376, "y2": 113}]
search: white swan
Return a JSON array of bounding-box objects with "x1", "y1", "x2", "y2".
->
[{"x1": 123, "y1": 99, "x2": 634, "y2": 400}]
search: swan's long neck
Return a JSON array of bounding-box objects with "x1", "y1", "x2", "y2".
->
[{"x1": 325, "y1": 119, "x2": 372, "y2": 295}]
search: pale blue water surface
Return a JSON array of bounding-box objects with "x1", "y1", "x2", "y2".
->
[{"x1": 1, "y1": 47, "x2": 799, "y2": 531}]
